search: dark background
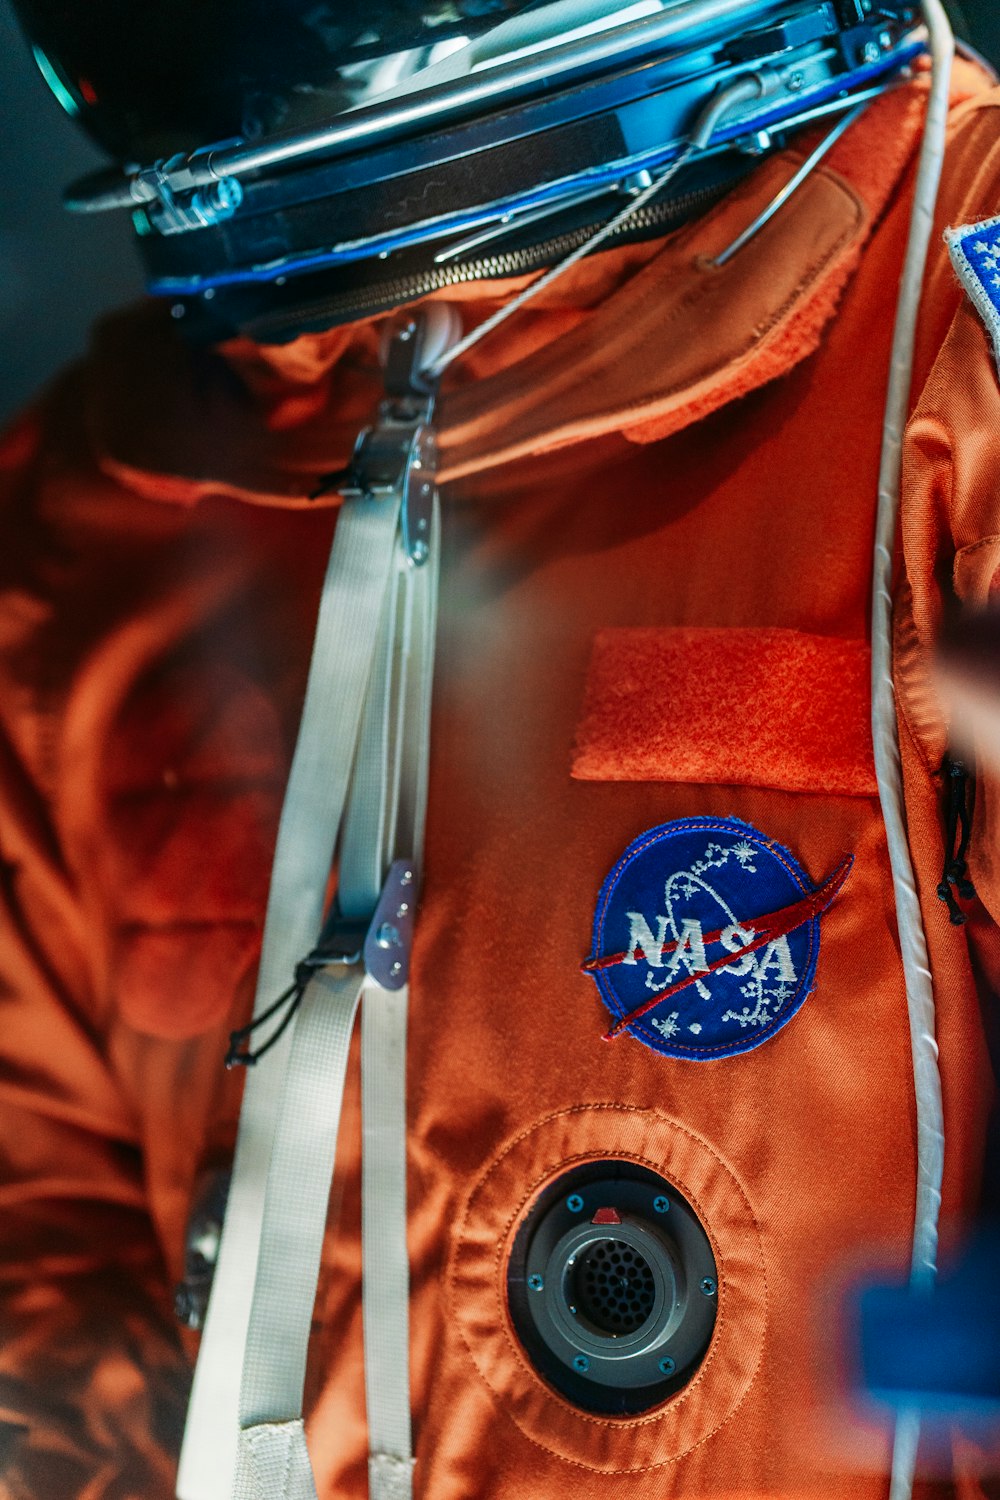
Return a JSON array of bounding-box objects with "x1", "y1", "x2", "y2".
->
[
  {"x1": 0, "y1": 0, "x2": 997, "y2": 427},
  {"x1": 949, "y1": 0, "x2": 1000, "y2": 64}
]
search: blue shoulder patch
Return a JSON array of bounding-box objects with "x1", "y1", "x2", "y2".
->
[
  {"x1": 583, "y1": 817, "x2": 852, "y2": 1061},
  {"x1": 946, "y1": 217, "x2": 1000, "y2": 376}
]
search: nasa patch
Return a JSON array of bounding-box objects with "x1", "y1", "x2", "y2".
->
[
  {"x1": 946, "y1": 217, "x2": 1000, "y2": 379},
  {"x1": 583, "y1": 817, "x2": 852, "y2": 1060}
]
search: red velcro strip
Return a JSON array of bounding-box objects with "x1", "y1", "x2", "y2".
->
[{"x1": 572, "y1": 626, "x2": 877, "y2": 797}]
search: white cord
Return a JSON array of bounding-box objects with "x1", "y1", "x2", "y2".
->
[
  {"x1": 870, "y1": 1, "x2": 953, "y2": 1494},
  {"x1": 889, "y1": 1407, "x2": 923, "y2": 1500},
  {"x1": 425, "y1": 73, "x2": 764, "y2": 379},
  {"x1": 873, "y1": 0, "x2": 953, "y2": 1293}
]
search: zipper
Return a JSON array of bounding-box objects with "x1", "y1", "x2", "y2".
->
[
  {"x1": 237, "y1": 169, "x2": 751, "y2": 342},
  {"x1": 937, "y1": 754, "x2": 976, "y2": 926}
]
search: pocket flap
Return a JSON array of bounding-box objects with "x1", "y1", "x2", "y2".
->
[{"x1": 572, "y1": 626, "x2": 876, "y2": 797}]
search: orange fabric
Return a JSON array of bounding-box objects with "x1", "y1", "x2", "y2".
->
[
  {"x1": 572, "y1": 626, "x2": 878, "y2": 794},
  {"x1": 0, "y1": 64, "x2": 999, "y2": 1500}
]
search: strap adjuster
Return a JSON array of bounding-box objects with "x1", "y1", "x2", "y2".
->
[
  {"x1": 343, "y1": 420, "x2": 438, "y2": 567},
  {"x1": 337, "y1": 309, "x2": 455, "y2": 567},
  {"x1": 363, "y1": 860, "x2": 417, "y2": 991}
]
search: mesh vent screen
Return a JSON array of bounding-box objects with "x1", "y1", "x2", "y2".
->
[{"x1": 574, "y1": 1239, "x2": 655, "y2": 1335}]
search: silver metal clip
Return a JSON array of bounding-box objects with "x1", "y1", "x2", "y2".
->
[
  {"x1": 363, "y1": 860, "x2": 417, "y2": 990},
  {"x1": 338, "y1": 307, "x2": 458, "y2": 566},
  {"x1": 343, "y1": 417, "x2": 438, "y2": 567},
  {"x1": 134, "y1": 153, "x2": 244, "y2": 237},
  {"x1": 174, "y1": 1169, "x2": 232, "y2": 1330}
]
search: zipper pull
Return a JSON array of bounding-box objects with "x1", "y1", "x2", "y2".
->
[{"x1": 936, "y1": 754, "x2": 976, "y2": 926}]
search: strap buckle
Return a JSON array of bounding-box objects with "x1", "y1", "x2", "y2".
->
[
  {"x1": 317, "y1": 858, "x2": 417, "y2": 991},
  {"x1": 362, "y1": 860, "x2": 417, "y2": 991},
  {"x1": 339, "y1": 309, "x2": 456, "y2": 566},
  {"x1": 343, "y1": 419, "x2": 438, "y2": 568}
]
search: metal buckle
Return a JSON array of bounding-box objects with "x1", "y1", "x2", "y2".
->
[
  {"x1": 306, "y1": 860, "x2": 415, "y2": 991},
  {"x1": 363, "y1": 860, "x2": 417, "y2": 991},
  {"x1": 339, "y1": 314, "x2": 445, "y2": 567}
]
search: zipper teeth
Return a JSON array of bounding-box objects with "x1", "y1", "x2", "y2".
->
[{"x1": 241, "y1": 176, "x2": 740, "y2": 339}]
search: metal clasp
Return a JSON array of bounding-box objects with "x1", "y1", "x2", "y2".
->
[
  {"x1": 306, "y1": 861, "x2": 416, "y2": 993},
  {"x1": 344, "y1": 419, "x2": 438, "y2": 567},
  {"x1": 131, "y1": 153, "x2": 244, "y2": 237},
  {"x1": 339, "y1": 308, "x2": 458, "y2": 566},
  {"x1": 175, "y1": 1168, "x2": 232, "y2": 1330},
  {"x1": 363, "y1": 861, "x2": 417, "y2": 991}
]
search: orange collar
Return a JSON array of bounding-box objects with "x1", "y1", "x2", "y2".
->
[{"x1": 89, "y1": 74, "x2": 957, "y2": 510}]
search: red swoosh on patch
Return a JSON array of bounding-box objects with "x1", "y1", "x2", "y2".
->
[{"x1": 588, "y1": 855, "x2": 853, "y2": 1043}]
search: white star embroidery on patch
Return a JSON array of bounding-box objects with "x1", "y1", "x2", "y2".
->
[
  {"x1": 975, "y1": 240, "x2": 989, "y2": 252},
  {"x1": 985, "y1": 257, "x2": 999, "y2": 270},
  {"x1": 651, "y1": 1011, "x2": 680, "y2": 1040}
]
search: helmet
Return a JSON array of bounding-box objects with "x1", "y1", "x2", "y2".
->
[
  {"x1": 15, "y1": 0, "x2": 536, "y2": 162},
  {"x1": 14, "y1": 0, "x2": 926, "y2": 340}
]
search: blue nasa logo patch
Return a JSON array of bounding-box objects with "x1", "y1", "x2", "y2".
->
[
  {"x1": 583, "y1": 817, "x2": 852, "y2": 1060},
  {"x1": 946, "y1": 217, "x2": 1000, "y2": 379}
]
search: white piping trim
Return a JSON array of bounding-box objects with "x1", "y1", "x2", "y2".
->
[{"x1": 870, "y1": 1, "x2": 954, "y2": 1493}]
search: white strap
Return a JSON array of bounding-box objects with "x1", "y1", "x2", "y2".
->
[
  {"x1": 398, "y1": 504, "x2": 440, "y2": 881},
  {"x1": 184, "y1": 494, "x2": 437, "y2": 1500},
  {"x1": 338, "y1": 552, "x2": 408, "y2": 919},
  {"x1": 362, "y1": 981, "x2": 414, "y2": 1500},
  {"x1": 236, "y1": 1421, "x2": 318, "y2": 1500},
  {"x1": 233, "y1": 505, "x2": 437, "y2": 1495},
  {"x1": 339, "y1": 498, "x2": 440, "y2": 920},
  {"x1": 179, "y1": 494, "x2": 403, "y2": 1500},
  {"x1": 353, "y1": 505, "x2": 439, "y2": 1500},
  {"x1": 233, "y1": 964, "x2": 366, "y2": 1498},
  {"x1": 368, "y1": 1454, "x2": 417, "y2": 1500}
]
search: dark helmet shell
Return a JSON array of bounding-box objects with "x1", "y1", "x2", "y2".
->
[{"x1": 12, "y1": 0, "x2": 528, "y2": 160}]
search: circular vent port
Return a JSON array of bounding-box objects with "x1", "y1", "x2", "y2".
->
[
  {"x1": 576, "y1": 1239, "x2": 656, "y2": 1334},
  {"x1": 507, "y1": 1161, "x2": 718, "y2": 1413}
]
